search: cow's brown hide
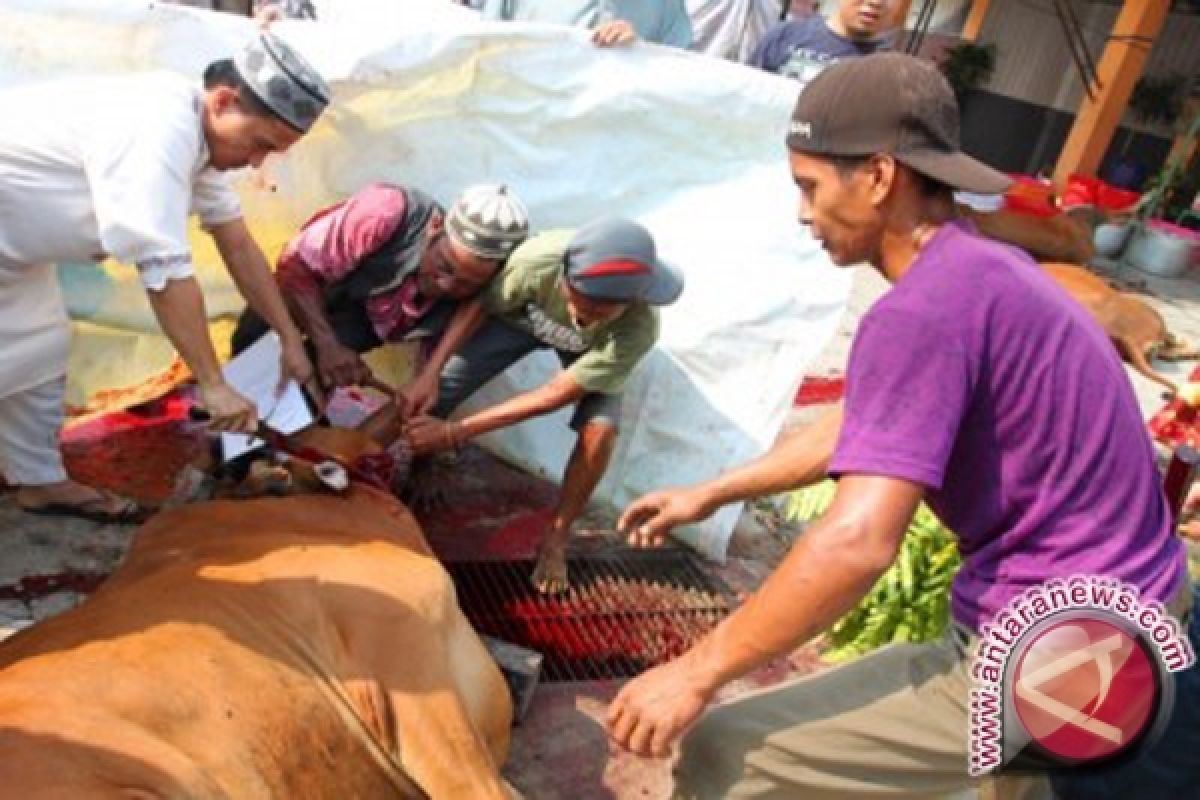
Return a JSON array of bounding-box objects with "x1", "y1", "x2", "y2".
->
[
  {"x1": 0, "y1": 428, "x2": 513, "y2": 799},
  {"x1": 960, "y1": 205, "x2": 1097, "y2": 265},
  {"x1": 1042, "y1": 262, "x2": 1197, "y2": 394}
]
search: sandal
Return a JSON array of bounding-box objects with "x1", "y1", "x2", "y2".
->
[{"x1": 20, "y1": 489, "x2": 148, "y2": 525}]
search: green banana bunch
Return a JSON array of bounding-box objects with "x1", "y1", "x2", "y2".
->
[{"x1": 781, "y1": 480, "x2": 961, "y2": 662}]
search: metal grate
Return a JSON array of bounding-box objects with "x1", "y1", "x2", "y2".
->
[{"x1": 447, "y1": 551, "x2": 732, "y2": 682}]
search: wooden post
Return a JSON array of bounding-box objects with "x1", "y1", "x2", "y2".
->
[
  {"x1": 961, "y1": 0, "x2": 991, "y2": 42},
  {"x1": 1052, "y1": 0, "x2": 1171, "y2": 187}
]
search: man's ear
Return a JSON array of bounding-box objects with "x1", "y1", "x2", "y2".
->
[
  {"x1": 867, "y1": 153, "x2": 898, "y2": 207},
  {"x1": 209, "y1": 85, "x2": 240, "y2": 116}
]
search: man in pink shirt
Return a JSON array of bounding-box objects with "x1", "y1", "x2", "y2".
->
[{"x1": 232, "y1": 182, "x2": 530, "y2": 418}]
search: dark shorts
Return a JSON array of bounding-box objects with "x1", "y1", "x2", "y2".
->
[{"x1": 431, "y1": 316, "x2": 621, "y2": 432}]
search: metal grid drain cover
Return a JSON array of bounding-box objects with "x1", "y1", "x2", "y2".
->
[{"x1": 447, "y1": 551, "x2": 732, "y2": 682}]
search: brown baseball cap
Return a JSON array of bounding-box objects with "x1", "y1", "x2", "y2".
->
[{"x1": 786, "y1": 52, "x2": 1011, "y2": 195}]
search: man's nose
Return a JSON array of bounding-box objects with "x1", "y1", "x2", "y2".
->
[{"x1": 797, "y1": 197, "x2": 813, "y2": 226}]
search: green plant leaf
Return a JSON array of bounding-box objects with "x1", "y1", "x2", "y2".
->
[{"x1": 780, "y1": 480, "x2": 962, "y2": 661}]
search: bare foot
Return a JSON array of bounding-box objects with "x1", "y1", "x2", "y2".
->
[
  {"x1": 16, "y1": 480, "x2": 145, "y2": 524},
  {"x1": 532, "y1": 533, "x2": 569, "y2": 594},
  {"x1": 18, "y1": 480, "x2": 115, "y2": 509}
]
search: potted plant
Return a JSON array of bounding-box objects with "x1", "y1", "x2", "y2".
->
[
  {"x1": 939, "y1": 41, "x2": 997, "y2": 103},
  {"x1": 1108, "y1": 73, "x2": 1187, "y2": 190},
  {"x1": 1125, "y1": 103, "x2": 1200, "y2": 278}
]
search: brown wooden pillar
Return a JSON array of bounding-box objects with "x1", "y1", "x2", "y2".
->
[
  {"x1": 960, "y1": 0, "x2": 991, "y2": 42},
  {"x1": 1052, "y1": 0, "x2": 1171, "y2": 187}
]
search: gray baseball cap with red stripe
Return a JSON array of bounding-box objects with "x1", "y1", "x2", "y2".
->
[{"x1": 564, "y1": 218, "x2": 684, "y2": 306}]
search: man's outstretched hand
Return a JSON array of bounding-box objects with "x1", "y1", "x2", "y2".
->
[
  {"x1": 618, "y1": 487, "x2": 715, "y2": 549},
  {"x1": 197, "y1": 381, "x2": 259, "y2": 434},
  {"x1": 403, "y1": 415, "x2": 465, "y2": 456},
  {"x1": 606, "y1": 651, "x2": 717, "y2": 757},
  {"x1": 394, "y1": 373, "x2": 440, "y2": 420},
  {"x1": 314, "y1": 340, "x2": 374, "y2": 390}
]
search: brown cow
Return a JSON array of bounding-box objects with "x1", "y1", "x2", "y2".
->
[
  {"x1": 1042, "y1": 262, "x2": 1196, "y2": 395},
  {"x1": 959, "y1": 205, "x2": 1097, "y2": 265},
  {"x1": 0, "y1": 428, "x2": 513, "y2": 798}
]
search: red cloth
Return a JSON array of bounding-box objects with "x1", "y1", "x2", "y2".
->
[
  {"x1": 1004, "y1": 174, "x2": 1058, "y2": 218},
  {"x1": 1148, "y1": 365, "x2": 1200, "y2": 448},
  {"x1": 1061, "y1": 174, "x2": 1141, "y2": 213}
]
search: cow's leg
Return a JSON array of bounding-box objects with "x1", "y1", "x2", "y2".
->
[
  {"x1": 1158, "y1": 332, "x2": 1200, "y2": 362},
  {"x1": 327, "y1": 555, "x2": 513, "y2": 799},
  {"x1": 1115, "y1": 336, "x2": 1178, "y2": 395}
]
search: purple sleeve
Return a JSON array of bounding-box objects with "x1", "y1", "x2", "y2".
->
[{"x1": 829, "y1": 306, "x2": 974, "y2": 490}]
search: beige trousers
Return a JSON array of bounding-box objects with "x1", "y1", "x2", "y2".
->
[{"x1": 675, "y1": 583, "x2": 1194, "y2": 799}]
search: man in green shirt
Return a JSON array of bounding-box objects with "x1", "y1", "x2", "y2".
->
[{"x1": 404, "y1": 217, "x2": 683, "y2": 592}]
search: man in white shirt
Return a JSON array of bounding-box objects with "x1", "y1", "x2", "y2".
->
[{"x1": 0, "y1": 33, "x2": 329, "y2": 523}]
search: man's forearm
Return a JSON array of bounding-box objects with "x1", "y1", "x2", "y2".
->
[
  {"x1": 419, "y1": 300, "x2": 486, "y2": 380},
  {"x1": 211, "y1": 219, "x2": 304, "y2": 345},
  {"x1": 457, "y1": 373, "x2": 584, "y2": 440},
  {"x1": 145, "y1": 277, "x2": 225, "y2": 388},
  {"x1": 687, "y1": 475, "x2": 919, "y2": 689},
  {"x1": 701, "y1": 403, "x2": 843, "y2": 509},
  {"x1": 286, "y1": 289, "x2": 340, "y2": 348}
]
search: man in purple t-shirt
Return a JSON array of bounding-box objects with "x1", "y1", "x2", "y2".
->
[
  {"x1": 605, "y1": 54, "x2": 1194, "y2": 797},
  {"x1": 748, "y1": 0, "x2": 897, "y2": 88}
]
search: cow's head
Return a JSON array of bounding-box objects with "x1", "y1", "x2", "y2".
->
[{"x1": 168, "y1": 426, "x2": 404, "y2": 505}]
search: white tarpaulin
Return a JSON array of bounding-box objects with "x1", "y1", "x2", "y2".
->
[{"x1": 0, "y1": 0, "x2": 850, "y2": 559}]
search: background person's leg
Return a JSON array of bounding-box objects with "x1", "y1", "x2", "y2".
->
[
  {"x1": 532, "y1": 393, "x2": 621, "y2": 593},
  {"x1": 1, "y1": 377, "x2": 141, "y2": 522},
  {"x1": 0, "y1": 378, "x2": 69, "y2": 487}
]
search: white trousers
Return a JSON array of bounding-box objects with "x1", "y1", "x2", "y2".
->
[{"x1": 0, "y1": 376, "x2": 69, "y2": 486}]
